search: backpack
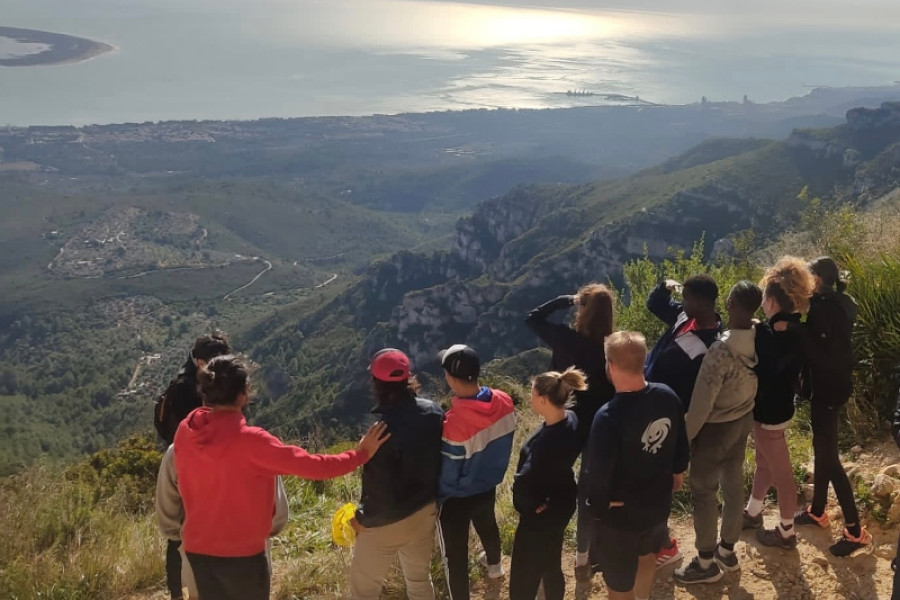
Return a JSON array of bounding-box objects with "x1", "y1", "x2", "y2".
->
[{"x1": 153, "y1": 374, "x2": 198, "y2": 445}]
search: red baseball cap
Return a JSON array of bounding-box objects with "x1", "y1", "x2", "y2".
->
[{"x1": 369, "y1": 348, "x2": 410, "y2": 382}]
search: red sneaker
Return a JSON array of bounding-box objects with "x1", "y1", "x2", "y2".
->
[{"x1": 656, "y1": 538, "x2": 683, "y2": 569}]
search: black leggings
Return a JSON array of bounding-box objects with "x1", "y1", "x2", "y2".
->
[
  {"x1": 509, "y1": 506, "x2": 574, "y2": 600},
  {"x1": 186, "y1": 551, "x2": 270, "y2": 600},
  {"x1": 438, "y1": 488, "x2": 503, "y2": 600},
  {"x1": 165, "y1": 539, "x2": 182, "y2": 599},
  {"x1": 810, "y1": 402, "x2": 859, "y2": 526}
]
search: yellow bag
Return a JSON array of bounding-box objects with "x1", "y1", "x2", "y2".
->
[{"x1": 331, "y1": 503, "x2": 357, "y2": 547}]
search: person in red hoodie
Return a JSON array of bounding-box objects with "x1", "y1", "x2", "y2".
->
[{"x1": 174, "y1": 354, "x2": 390, "y2": 600}]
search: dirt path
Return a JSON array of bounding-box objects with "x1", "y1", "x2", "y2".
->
[
  {"x1": 315, "y1": 273, "x2": 338, "y2": 288},
  {"x1": 469, "y1": 512, "x2": 896, "y2": 600}
]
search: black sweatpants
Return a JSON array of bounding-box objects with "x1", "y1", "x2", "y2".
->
[
  {"x1": 438, "y1": 488, "x2": 502, "y2": 600},
  {"x1": 508, "y1": 505, "x2": 574, "y2": 600},
  {"x1": 810, "y1": 402, "x2": 859, "y2": 526},
  {"x1": 186, "y1": 551, "x2": 270, "y2": 600},
  {"x1": 166, "y1": 539, "x2": 183, "y2": 599}
]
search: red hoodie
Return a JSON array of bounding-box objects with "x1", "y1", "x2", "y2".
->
[{"x1": 174, "y1": 407, "x2": 369, "y2": 557}]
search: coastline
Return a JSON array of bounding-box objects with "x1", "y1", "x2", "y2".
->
[{"x1": 0, "y1": 26, "x2": 113, "y2": 67}]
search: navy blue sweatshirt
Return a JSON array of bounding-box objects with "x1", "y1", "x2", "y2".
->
[
  {"x1": 512, "y1": 411, "x2": 580, "y2": 518},
  {"x1": 525, "y1": 295, "x2": 616, "y2": 450},
  {"x1": 644, "y1": 284, "x2": 720, "y2": 410},
  {"x1": 753, "y1": 312, "x2": 803, "y2": 426},
  {"x1": 582, "y1": 383, "x2": 689, "y2": 531}
]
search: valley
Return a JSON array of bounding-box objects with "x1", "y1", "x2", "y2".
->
[{"x1": 2, "y1": 87, "x2": 900, "y2": 472}]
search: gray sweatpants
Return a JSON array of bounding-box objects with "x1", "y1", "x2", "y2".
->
[{"x1": 689, "y1": 412, "x2": 754, "y2": 554}]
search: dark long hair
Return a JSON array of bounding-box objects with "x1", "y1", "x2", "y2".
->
[
  {"x1": 573, "y1": 283, "x2": 615, "y2": 346},
  {"x1": 372, "y1": 376, "x2": 421, "y2": 409},
  {"x1": 809, "y1": 256, "x2": 847, "y2": 294}
]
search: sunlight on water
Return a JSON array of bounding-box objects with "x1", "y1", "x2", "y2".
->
[
  {"x1": 2, "y1": 0, "x2": 900, "y2": 124},
  {"x1": 262, "y1": 0, "x2": 672, "y2": 51}
]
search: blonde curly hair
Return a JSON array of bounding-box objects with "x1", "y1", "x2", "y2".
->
[{"x1": 759, "y1": 256, "x2": 816, "y2": 315}]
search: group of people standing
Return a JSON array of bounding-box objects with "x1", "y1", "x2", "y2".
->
[{"x1": 153, "y1": 253, "x2": 871, "y2": 600}]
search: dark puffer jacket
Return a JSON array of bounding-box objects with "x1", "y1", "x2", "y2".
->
[{"x1": 802, "y1": 290, "x2": 858, "y2": 407}]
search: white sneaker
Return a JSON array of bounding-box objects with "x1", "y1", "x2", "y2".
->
[{"x1": 478, "y1": 551, "x2": 505, "y2": 579}]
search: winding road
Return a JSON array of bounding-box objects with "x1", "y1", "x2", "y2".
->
[{"x1": 224, "y1": 258, "x2": 273, "y2": 300}]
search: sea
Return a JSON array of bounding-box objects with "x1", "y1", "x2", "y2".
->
[{"x1": 2, "y1": 0, "x2": 900, "y2": 126}]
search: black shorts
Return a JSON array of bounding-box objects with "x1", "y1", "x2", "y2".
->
[
  {"x1": 186, "y1": 551, "x2": 270, "y2": 600},
  {"x1": 591, "y1": 519, "x2": 669, "y2": 593}
]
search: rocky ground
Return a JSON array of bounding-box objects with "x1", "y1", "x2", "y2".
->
[{"x1": 470, "y1": 511, "x2": 896, "y2": 600}]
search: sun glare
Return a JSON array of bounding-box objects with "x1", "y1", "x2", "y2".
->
[{"x1": 270, "y1": 0, "x2": 644, "y2": 51}]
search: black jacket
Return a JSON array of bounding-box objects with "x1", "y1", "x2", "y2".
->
[
  {"x1": 155, "y1": 359, "x2": 202, "y2": 445},
  {"x1": 802, "y1": 290, "x2": 858, "y2": 407},
  {"x1": 643, "y1": 284, "x2": 720, "y2": 411},
  {"x1": 525, "y1": 295, "x2": 616, "y2": 450},
  {"x1": 512, "y1": 411, "x2": 580, "y2": 518},
  {"x1": 355, "y1": 396, "x2": 444, "y2": 527},
  {"x1": 753, "y1": 312, "x2": 803, "y2": 425}
]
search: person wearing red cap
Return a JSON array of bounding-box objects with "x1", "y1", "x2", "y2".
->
[{"x1": 349, "y1": 348, "x2": 445, "y2": 600}]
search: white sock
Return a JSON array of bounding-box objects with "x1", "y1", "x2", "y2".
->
[
  {"x1": 745, "y1": 497, "x2": 763, "y2": 517},
  {"x1": 698, "y1": 556, "x2": 714, "y2": 569},
  {"x1": 718, "y1": 545, "x2": 734, "y2": 557},
  {"x1": 575, "y1": 551, "x2": 589, "y2": 567}
]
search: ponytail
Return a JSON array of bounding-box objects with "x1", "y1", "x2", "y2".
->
[
  {"x1": 532, "y1": 366, "x2": 588, "y2": 408},
  {"x1": 197, "y1": 354, "x2": 250, "y2": 407},
  {"x1": 809, "y1": 256, "x2": 848, "y2": 295}
]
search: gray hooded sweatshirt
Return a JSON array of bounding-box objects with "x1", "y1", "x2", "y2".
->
[
  {"x1": 685, "y1": 328, "x2": 758, "y2": 441},
  {"x1": 155, "y1": 443, "x2": 289, "y2": 540}
]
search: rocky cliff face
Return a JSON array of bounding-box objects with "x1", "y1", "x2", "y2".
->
[
  {"x1": 381, "y1": 180, "x2": 761, "y2": 365},
  {"x1": 454, "y1": 184, "x2": 580, "y2": 271},
  {"x1": 789, "y1": 102, "x2": 900, "y2": 173},
  {"x1": 846, "y1": 102, "x2": 900, "y2": 132}
]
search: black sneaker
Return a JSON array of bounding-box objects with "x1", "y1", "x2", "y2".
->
[
  {"x1": 829, "y1": 527, "x2": 873, "y2": 557},
  {"x1": 756, "y1": 527, "x2": 798, "y2": 550},
  {"x1": 714, "y1": 546, "x2": 739, "y2": 572},
  {"x1": 742, "y1": 510, "x2": 763, "y2": 530},
  {"x1": 673, "y1": 557, "x2": 723, "y2": 584},
  {"x1": 794, "y1": 506, "x2": 830, "y2": 528},
  {"x1": 574, "y1": 563, "x2": 592, "y2": 583}
]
